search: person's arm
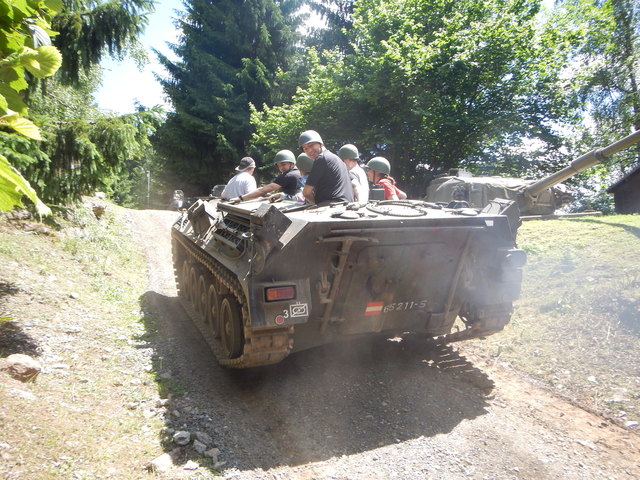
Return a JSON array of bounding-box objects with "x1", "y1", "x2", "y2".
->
[
  {"x1": 303, "y1": 184, "x2": 315, "y2": 204},
  {"x1": 397, "y1": 188, "x2": 407, "y2": 200},
  {"x1": 231, "y1": 182, "x2": 279, "y2": 202},
  {"x1": 351, "y1": 178, "x2": 361, "y2": 202},
  {"x1": 379, "y1": 180, "x2": 397, "y2": 201}
]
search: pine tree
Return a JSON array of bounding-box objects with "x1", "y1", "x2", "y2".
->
[
  {"x1": 154, "y1": 0, "x2": 302, "y2": 194},
  {"x1": 52, "y1": 0, "x2": 154, "y2": 84}
]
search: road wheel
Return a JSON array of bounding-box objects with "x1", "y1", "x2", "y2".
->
[
  {"x1": 179, "y1": 260, "x2": 190, "y2": 298},
  {"x1": 196, "y1": 274, "x2": 207, "y2": 317},
  {"x1": 188, "y1": 266, "x2": 198, "y2": 305},
  {"x1": 220, "y1": 297, "x2": 243, "y2": 359},
  {"x1": 206, "y1": 284, "x2": 221, "y2": 338}
]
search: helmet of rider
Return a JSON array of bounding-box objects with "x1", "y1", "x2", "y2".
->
[
  {"x1": 366, "y1": 156, "x2": 391, "y2": 175},
  {"x1": 298, "y1": 130, "x2": 323, "y2": 147},
  {"x1": 338, "y1": 144, "x2": 360, "y2": 161},
  {"x1": 296, "y1": 153, "x2": 315, "y2": 173},
  {"x1": 273, "y1": 149, "x2": 296, "y2": 165}
]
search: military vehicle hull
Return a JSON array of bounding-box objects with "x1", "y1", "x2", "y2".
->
[{"x1": 172, "y1": 198, "x2": 525, "y2": 368}]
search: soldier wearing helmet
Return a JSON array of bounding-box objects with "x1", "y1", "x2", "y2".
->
[
  {"x1": 338, "y1": 144, "x2": 369, "y2": 203},
  {"x1": 366, "y1": 156, "x2": 407, "y2": 201},
  {"x1": 299, "y1": 130, "x2": 354, "y2": 205},
  {"x1": 229, "y1": 149, "x2": 301, "y2": 203},
  {"x1": 269, "y1": 153, "x2": 315, "y2": 203}
]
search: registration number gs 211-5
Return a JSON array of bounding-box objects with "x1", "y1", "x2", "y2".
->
[{"x1": 383, "y1": 300, "x2": 428, "y2": 313}]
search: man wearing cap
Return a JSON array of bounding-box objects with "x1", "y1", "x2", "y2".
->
[
  {"x1": 229, "y1": 150, "x2": 301, "y2": 203},
  {"x1": 299, "y1": 130, "x2": 354, "y2": 206},
  {"x1": 221, "y1": 157, "x2": 257, "y2": 200}
]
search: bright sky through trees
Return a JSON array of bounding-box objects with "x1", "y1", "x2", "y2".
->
[{"x1": 95, "y1": 0, "x2": 182, "y2": 114}]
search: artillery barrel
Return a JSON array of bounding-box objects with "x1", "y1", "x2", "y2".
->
[{"x1": 526, "y1": 129, "x2": 640, "y2": 197}]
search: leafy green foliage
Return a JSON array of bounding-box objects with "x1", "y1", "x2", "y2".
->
[
  {"x1": 154, "y1": 0, "x2": 304, "y2": 194},
  {"x1": 0, "y1": 153, "x2": 49, "y2": 213},
  {"x1": 106, "y1": 105, "x2": 167, "y2": 208},
  {"x1": 252, "y1": 0, "x2": 574, "y2": 188},
  {"x1": 0, "y1": 0, "x2": 63, "y2": 214}
]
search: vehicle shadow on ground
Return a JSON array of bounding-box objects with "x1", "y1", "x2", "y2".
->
[
  {"x1": 140, "y1": 291, "x2": 495, "y2": 472},
  {"x1": 0, "y1": 281, "x2": 40, "y2": 357}
]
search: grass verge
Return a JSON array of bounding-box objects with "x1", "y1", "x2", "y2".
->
[
  {"x1": 462, "y1": 214, "x2": 640, "y2": 427},
  {"x1": 0, "y1": 203, "x2": 167, "y2": 479}
]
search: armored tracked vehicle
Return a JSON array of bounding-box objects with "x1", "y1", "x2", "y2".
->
[
  {"x1": 172, "y1": 130, "x2": 640, "y2": 368},
  {"x1": 425, "y1": 130, "x2": 640, "y2": 215},
  {"x1": 172, "y1": 197, "x2": 524, "y2": 368}
]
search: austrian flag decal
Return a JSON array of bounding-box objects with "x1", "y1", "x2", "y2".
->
[{"x1": 365, "y1": 301, "x2": 384, "y2": 316}]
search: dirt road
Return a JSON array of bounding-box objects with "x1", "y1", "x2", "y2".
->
[{"x1": 130, "y1": 209, "x2": 639, "y2": 479}]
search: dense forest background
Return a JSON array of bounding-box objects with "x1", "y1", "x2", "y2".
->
[{"x1": 1, "y1": 0, "x2": 639, "y2": 213}]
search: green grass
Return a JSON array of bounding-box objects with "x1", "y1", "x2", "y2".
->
[{"x1": 464, "y1": 214, "x2": 640, "y2": 424}]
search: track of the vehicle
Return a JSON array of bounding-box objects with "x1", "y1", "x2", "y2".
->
[{"x1": 171, "y1": 228, "x2": 293, "y2": 368}]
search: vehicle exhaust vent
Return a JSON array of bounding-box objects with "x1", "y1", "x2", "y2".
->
[{"x1": 213, "y1": 216, "x2": 250, "y2": 251}]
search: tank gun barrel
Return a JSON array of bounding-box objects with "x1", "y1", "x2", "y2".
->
[{"x1": 526, "y1": 129, "x2": 640, "y2": 197}]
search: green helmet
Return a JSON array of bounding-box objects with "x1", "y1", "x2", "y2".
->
[
  {"x1": 366, "y1": 156, "x2": 391, "y2": 175},
  {"x1": 274, "y1": 149, "x2": 296, "y2": 164},
  {"x1": 296, "y1": 153, "x2": 314, "y2": 173},
  {"x1": 298, "y1": 130, "x2": 323, "y2": 147},
  {"x1": 338, "y1": 144, "x2": 359, "y2": 160}
]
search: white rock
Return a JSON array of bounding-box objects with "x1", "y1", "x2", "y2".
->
[
  {"x1": 147, "y1": 453, "x2": 174, "y2": 472},
  {"x1": 624, "y1": 420, "x2": 639, "y2": 428},
  {"x1": 0, "y1": 354, "x2": 41, "y2": 381},
  {"x1": 183, "y1": 460, "x2": 199, "y2": 470},
  {"x1": 173, "y1": 431, "x2": 191, "y2": 446}
]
